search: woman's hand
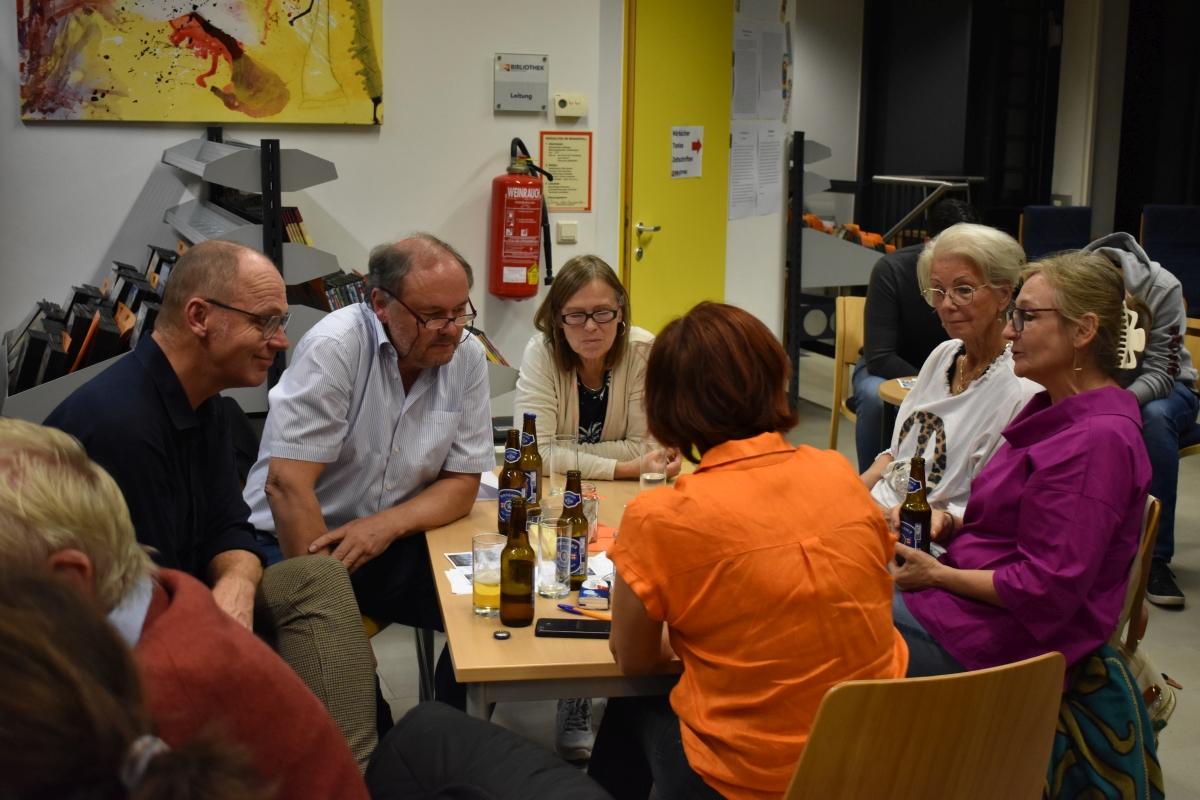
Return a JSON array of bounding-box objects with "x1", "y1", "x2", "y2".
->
[
  {"x1": 618, "y1": 447, "x2": 681, "y2": 481},
  {"x1": 890, "y1": 543, "x2": 945, "y2": 591},
  {"x1": 861, "y1": 451, "x2": 894, "y2": 490},
  {"x1": 885, "y1": 506, "x2": 957, "y2": 542}
]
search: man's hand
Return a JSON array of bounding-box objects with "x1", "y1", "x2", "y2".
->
[
  {"x1": 310, "y1": 515, "x2": 398, "y2": 573},
  {"x1": 211, "y1": 572, "x2": 257, "y2": 629}
]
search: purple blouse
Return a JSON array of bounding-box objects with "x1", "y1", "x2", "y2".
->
[{"x1": 904, "y1": 386, "x2": 1151, "y2": 670}]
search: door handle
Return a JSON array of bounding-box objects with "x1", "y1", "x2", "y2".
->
[{"x1": 635, "y1": 222, "x2": 661, "y2": 234}]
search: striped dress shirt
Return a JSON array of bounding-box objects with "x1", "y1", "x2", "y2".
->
[{"x1": 243, "y1": 303, "x2": 494, "y2": 536}]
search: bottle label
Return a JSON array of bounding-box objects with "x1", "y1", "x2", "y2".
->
[
  {"x1": 521, "y1": 432, "x2": 535, "y2": 447},
  {"x1": 504, "y1": 447, "x2": 520, "y2": 463},
  {"x1": 900, "y1": 519, "x2": 925, "y2": 550},
  {"x1": 568, "y1": 535, "x2": 587, "y2": 576},
  {"x1": 563, "y1": 490, "x2": 581, "y2": 509},
  {"x1": 907, "y1": 477, "x2": 923, "y2": 494},
  {"x1": 524, "y1": 471, "x2": 538, "y2": 501},
  {"x1": 498, "y1": 488, "x2": 522, "y2": 523}
]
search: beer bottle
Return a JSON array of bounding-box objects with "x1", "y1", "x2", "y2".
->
[
  {"x1": 498, "y1": 429, "x2": 524, "y2": 537},
  {"x1": 899, "y1": 456, "x2": 932, "y2": 554},
  {"x1": 519, "y1": 412, "x2": 543, "y2": 524},
  {"x1": 500, "y1": 496, "x2": 535, "y2": 627},
  {"x1": 562, "y1": 470, "x2": 589, "y2": 590}
]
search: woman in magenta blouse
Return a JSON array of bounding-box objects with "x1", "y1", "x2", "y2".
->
[{"x1": 891, "y1": 250, "x2": 1152, "y2": 676}]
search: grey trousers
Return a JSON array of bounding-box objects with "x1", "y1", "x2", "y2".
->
[{"x1": 259, "y1": 555, "x2": 377, "y2": 771}]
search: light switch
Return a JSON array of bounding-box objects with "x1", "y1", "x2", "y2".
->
[{"x1": 556, "y1": 220, "x2": 578, "y2": 244}]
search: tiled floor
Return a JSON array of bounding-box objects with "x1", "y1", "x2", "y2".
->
[{"x1": 374, "y1": 396, "x2": 1200, "y2": 793}]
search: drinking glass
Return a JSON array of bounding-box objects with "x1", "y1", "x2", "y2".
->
[
  {"x1": 581, "y1": 481, "x2": 600, "y2": 543},
  {"x1": 472, "y1": 532, "x2": 505, "y2": 617},
  {"x1": 639, "y1": 438, "x2": 668, "y2": 490},
  {"x1": 548, "y1": 434, "x2": 579, "y2": 497},
  {"x1": 534, "y1": 515, "x2": 571, "y2": 599}
]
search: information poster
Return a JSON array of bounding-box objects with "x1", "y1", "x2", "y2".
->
[
  {"x1": 539, "y1": 131, "x2": 593, "y2": 212},
  {"x1": 671, "y1": 126, "x2": 704, "y2": 179}
]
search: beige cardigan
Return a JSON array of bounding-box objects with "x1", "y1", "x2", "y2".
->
[{"x1": 513, "y1": 326, "x2": 654, "y2": 480}]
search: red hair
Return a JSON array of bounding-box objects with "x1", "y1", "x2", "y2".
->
[{"x1": 644, "y1": 302, "x2": 796, "y2": 462}]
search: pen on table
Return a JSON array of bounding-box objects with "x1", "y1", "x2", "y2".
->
[{"x1": 557, "y1": 603, "x2": 612, "y2": 622}]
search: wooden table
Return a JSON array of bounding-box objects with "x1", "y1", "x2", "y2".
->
[
  {"x1": 878, "y1": 377, "x2": 915, "y2": 407},
  {"x1": 425, "y1": 478, "x2": 680, "y2": 717}
]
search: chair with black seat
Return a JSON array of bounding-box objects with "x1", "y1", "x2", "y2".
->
[{"x1": 1019, "y1": 205, "x2": 1093, "y2": 260}]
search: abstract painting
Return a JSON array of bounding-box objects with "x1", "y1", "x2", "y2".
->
[{"x1": 17, "y1": 1, "x2": 383, "y2": 124}]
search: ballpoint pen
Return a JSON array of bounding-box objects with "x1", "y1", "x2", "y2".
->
[{"x1": 557, "y1": 603, "x2": 612, "y2": 622}]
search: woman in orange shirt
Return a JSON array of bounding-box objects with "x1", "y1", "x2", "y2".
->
[{"x1": 588, "y1": 302, "x2": 907, "y2": 800}]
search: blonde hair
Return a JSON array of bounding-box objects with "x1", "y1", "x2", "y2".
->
[
  {"x1": 1021, "y1": 250, "x2": 1148, "y2": 379},
  {"x1": 917, "y1": 222, "x2": 1026, "y2": 297},
  {"x1": 0, "y1": 419, "x2": 152, "y2": 610}
]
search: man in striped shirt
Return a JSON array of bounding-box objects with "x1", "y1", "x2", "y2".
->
[{"x1": 242, "y1": 233, "x2": 494, "y2": 705}]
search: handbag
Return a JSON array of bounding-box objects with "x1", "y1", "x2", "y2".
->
[{"x1": 1119, "y1": 643, "x2": 1179, "y2": 736}]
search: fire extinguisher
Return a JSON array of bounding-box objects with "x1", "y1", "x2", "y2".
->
[{"x1": 489, "y1": 138, "x2": 554, "y2": 299}]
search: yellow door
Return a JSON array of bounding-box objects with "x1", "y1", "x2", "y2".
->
[{"x1": 621, "y1": 0, "x2": 733, "y2": 333}]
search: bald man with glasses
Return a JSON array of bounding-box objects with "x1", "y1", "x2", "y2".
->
[
  {"x1": 241, "y1": 233, "x2": 494, "y2": 706},
  {"x1": 46, "y1": 239, "x2": 380, "y2": 767}
]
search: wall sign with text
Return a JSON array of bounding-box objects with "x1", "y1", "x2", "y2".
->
[{"x1": 539, "y1": 131, "x2": 593, "y2": 212}]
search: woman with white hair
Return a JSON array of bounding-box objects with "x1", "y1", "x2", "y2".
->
[{"x1": 861, "y1": 223, "x2": 1039, "y2": 524}]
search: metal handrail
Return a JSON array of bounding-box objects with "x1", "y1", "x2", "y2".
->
[{"x1": 871, "y1": 175, "x2": 983, "y2": 243}]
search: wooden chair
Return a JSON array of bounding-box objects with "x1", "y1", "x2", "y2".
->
[
  {"x1": 828, "y1": 296, "x2": 866, "y2": 450},
  {"x1": 1110, "y1": 496, "x2": 1161, "y2": 654},
  {"x1": 785, "y1": 651, "x2": 1065, "y2": 800}
]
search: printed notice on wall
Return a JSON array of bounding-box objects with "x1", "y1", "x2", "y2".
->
[
  {"x1": 540, "y1": 131, "x2": 592, "y2": 211},
  {"x1": 671, "y1": 126, "x2": 703, "y2": 179}
]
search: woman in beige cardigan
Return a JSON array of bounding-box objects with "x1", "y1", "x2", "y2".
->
[
  {"x1": 515, "y1": 255, "x2": 681, "y2": 482},
  {"x1": 514, "y1": 254, "x2": 680, "y2": 762}
]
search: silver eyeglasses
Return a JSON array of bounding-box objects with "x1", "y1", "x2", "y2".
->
[
  {"x1": 922, "y1": 284, "x2": 994, "y2": 307},
  {"x1": 561, "y1": 308, "x2": 619, "y2": 327},
  {"x1": 1005, "y1": 306, "x2": 1059, "y2": 333},
  {"x1": 376, "y1": 287, "x2": 477, "y2": 342},
  {"x1": 205, "y1": 298, "x2": 290, "y2": 340}
]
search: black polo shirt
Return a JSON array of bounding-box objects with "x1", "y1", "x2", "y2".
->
[{"x1": 45, "y1": 335, "x2": 263, "y2": 578}]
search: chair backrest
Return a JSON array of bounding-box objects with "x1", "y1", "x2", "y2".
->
[
  {"x1": 1019, "y1": 205, "x2": 1094, "y2": 260},
  {"x1": 828, "y1": 296, "x2": 866, "y2": 449},
  {"x1": 1110, "y1": 496, "x2": 1162, "y2": 654},
  {"x1": 785, "y1": 651, "x2": 1066, "y2": 800},
  {"x1": 1142, "y1": 205, "x2": 1200, "y2": 311}
]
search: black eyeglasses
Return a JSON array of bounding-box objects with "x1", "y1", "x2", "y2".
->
[
  {"x1": 1005, "y1": 306, "x2": 1059, "y2": 333},
  {"x1": 376, "y1": 287, "x2": 477, "y2": 335},
  {"x1": 561, "y1": 308, "x2": 620, "y2": 327},
  {"x1": 205, "y1": 298, "x2": 290, "y2": 339}
]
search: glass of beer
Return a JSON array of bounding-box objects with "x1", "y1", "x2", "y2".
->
[
  {"x1": 535, "y1": 515, "x2": 571, "y2": 599},
  {"x1": 472, "y1": 532, "x2": 506, "y2": 616}
]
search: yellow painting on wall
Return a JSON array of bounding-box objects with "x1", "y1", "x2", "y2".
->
[{"x1": 18, "y1": 1, "x2": 383, "y2": 125}]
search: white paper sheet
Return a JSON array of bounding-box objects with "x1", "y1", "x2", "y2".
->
[
  {"x1": 758, "y1": 22, "x2": 786, "y2": 121},
  {"x1": 733, "y1": 22, "x2": 760, "y2": 118},
  {"x1": 756, "y1": 124, "x2": 784, "y2": 216},
  {"x1": 729, "y1": 124, "x2": 758, "y2": 219}
]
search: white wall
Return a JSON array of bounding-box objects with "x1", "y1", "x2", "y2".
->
[
  {"x1": 0, "y1": 2, "x2": 622, "y2": 383},
  {"x1": 723, "y1": 0, "x2": 864, "y2": 338}
]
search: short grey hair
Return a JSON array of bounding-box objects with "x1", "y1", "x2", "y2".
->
[
  {"x1": 368, "y1": 233, "x2": 474, "y2": 296},
  {"x1": 158, "y1": 240, "x2": 256, "y2": 332},
  {"x1": 917, "y1": 223, "x2": 1026, "y2": 295}
]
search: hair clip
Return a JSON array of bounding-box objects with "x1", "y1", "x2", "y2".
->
[{"x1": 1118, "y1": 304, "x2": 1146, "y2": 370}]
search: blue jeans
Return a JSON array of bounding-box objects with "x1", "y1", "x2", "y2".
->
[
  {"x1": 892, "y1": 587, "x2": 965, "y2": 678},
  {"x1": 851, "y1": 358, "x2": 894, "y2": 472},
  {"x1": 253, "y1": 530, "x2": 285, "y2": 566},
  {"x1": 1141, "y1": 380, "x2": 1200, "y2": 562}
]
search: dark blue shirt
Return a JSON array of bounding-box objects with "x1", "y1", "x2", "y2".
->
[{"x1": 45, "y1": 335, "x2": 263, "y2": 578}]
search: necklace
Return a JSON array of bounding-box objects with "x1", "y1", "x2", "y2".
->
[{"x1": 951, "y1": 345, "x2": 1007, "y2": 395}]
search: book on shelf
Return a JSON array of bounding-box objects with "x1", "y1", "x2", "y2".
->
[
  {"x1": 282, "y1": 207, "x2": 313, "y2": 245},
  {"x1": 39, "y1": 321, "x2": 71, "y2": 384},
  {"x1": 10, "y1": 328, "x2": 50, "y2": 393},
  {"x1": 470, "y1": 327, "x2": 510, "y2": 367},
  {"x1": 69, "y1": 307, "x2": 122, "y2": 373},
  {"x1": 146, "y1": 245, "x2": 178, "y2": 279},
  {"x1": 131, "y1": 301, "x2": 160, "y2": 349},
  {"x1": 106, "y1": 262, "x2": 143, "y2": 304}
]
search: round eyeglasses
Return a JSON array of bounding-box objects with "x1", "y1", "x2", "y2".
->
[
  {"x1": 204, "y1": 298, "x2": 290, "y2": 340},
  {"x1": 922, "y1": 284, "x2": 994, "y2": 307},
  {"x1": 561, "y1": 308, "x2": 619, "y2": 327},
  {"x1": 1005, "y1": 306, "x2": 1059, "y2": 333}
]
